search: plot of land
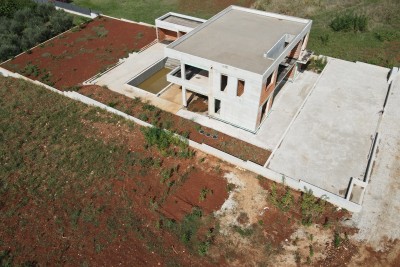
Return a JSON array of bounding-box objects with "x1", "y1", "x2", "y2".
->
[
  {"x1": 2, "y1": 75, "x2": 400, "y2": 266},
  {"x1": 0, "y1": 76, "x2": 227, "y2": 266},
  {"x1": 0, "y1": 16, "x2": 156, "y2": 89}
]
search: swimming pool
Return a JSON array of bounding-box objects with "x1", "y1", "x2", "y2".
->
[{"x1": 127, "y1": 58, "x2": 172, "y2": 95}]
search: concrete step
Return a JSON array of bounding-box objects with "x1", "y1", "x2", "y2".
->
[{"x1": 165, "y1": 57, "x2": 180, "y2": 70}]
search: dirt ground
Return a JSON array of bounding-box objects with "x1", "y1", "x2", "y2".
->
[
  {"x1": 79, "y1": 85, "x2": 271, "y2": 165},
  {"x1": 0, "y1": 16, "x2": 156, "y2": 89}
]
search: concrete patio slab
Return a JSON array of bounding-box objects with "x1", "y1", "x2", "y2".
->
[
  {"x1": 159, "y1": 84, "x2": 193, "y2": 105},
  {"x1": 267, "y1": 59, "x2": 389, "y2": 197}
]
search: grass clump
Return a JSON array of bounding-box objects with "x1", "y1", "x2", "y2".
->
[
  {"x1": 301, "y1": 189, "x2": 326, "y2": 226},
  {"x1": 307, "y1": 56, "x2": 327, "y2": 73},
  {"x1": 269, "y1": 183, "x2": 294, "y2": 212},
  {"x1": 199, "y1": 187, "x2": 212, "y2": 202},
  {"x1": 330, "y1": 12, "x2": 368, "y2": 32}
]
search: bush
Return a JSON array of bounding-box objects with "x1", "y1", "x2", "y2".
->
[
  {"x1": 375, "y1": 29, "x2": 398, "y2": 42},
  {"x1": 301, "y1": 189, "x2": 326, "y2": 226},
  {"x1": 269, "y1": 183, "x2": 294, "y2": 212},
  {"x1": 330, "y1": 12, "x2": 368, "y2": 32}
]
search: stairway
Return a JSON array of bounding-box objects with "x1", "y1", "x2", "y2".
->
[{"x1": 165, "y1": 57, "x2": 180, "y2": 70}]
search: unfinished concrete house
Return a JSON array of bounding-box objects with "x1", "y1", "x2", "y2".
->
[{"x1": 165, "y1": 6, "x2": 312, "y2": 132}]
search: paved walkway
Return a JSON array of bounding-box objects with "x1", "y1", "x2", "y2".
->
[{"x1": 351, "y1": 72, "x2": 400, "y2": 250}]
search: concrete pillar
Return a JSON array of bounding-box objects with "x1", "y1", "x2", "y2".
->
[
  {"x1": 182, "y1": 87, "x2": 187, "y2": 107},
  {"x1": 266, "y1": 95, "x2": 273, "y2": 113},
  {"x1": 181, "y1": 62, "x2": 186, "y2": 81}
]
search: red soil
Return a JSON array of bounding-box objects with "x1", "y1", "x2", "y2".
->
[
  {"x1": 162, "y1": 169, "x2": 228, "y2": 221},
  {"x1": 1, "y1": 16, "x2": 156, "y2": 89},
  {"x1": 79, "y1": 85, "x2": 271, "y2": 165}
]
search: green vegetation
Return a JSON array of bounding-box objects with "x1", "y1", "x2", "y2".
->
[
  {"x1": 330, "y1": 12, "x2": 368, "y2": 32},
  {"x1": 269, "y1": 183, "x2": 294, "y2": 212},
  {"x1": 199, "y1": 187, "x2": 212, "y2": 201},
  {"x1": 301, "y1": 189, "x2": 326, "y2": 226},
  {"x1": 0, "y1": 2, "x2": 74, "y2": 62},
  {"x1": 141, "y1": 126, "x2": 194, "y2": 158},
  {"x1": 162, "y1": 207, "x2": 215, "y2": 256},
  {"x1": 233, "y1": 225, "x2": 254, "y2": 237},
  {"x1": 73, "y1": 0, "x2": 250, "y2": 23},
  {"x1": 334, "y1": 231, "x2": 342, "y2": 248},
  {"x1": 254, "y1": 0, "x2": 400, "y2": 67},
  {"x1": 0, "y1": 0, "x2": 35, "y2": 17},
  {"x1": 308, "y1": 56, "x2": 328, "y2": 73}
]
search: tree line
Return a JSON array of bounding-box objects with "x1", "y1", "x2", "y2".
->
[{"x1": 0, "y1": 0, "x2": 73, "y2": 62}]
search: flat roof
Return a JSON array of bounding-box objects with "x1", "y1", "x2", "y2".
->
[
  {"x1": 267, "y1": 59, "x2": 389, "y2": 197},
  {"x1": 162, "y1": 14, "x2": 203, "y2": 28},
  {"x1": 168, "y1": 6, "x2": 310, "y2": 74}
]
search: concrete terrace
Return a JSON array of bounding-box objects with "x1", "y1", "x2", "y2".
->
[
  {"x1": 267, "y1": 59, "x2": 389, "y2": 197},
  {"x1": 169, "y1": 7, "x2": 310, "y2": 74}
]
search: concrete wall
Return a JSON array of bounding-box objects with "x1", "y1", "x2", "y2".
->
[
  {"x1": 209, "y1": 68, "x2": 262, "y2": 132},
  {"x1": 127, "y1": 58, "x2": 167, "y2": 86}
]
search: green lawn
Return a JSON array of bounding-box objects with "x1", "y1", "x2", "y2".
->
[{"x1": 73, "y1": 0, "x2": 252, "y2": 23}]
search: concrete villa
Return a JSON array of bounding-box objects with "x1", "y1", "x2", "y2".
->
[{"x1": 161, "y1": 6, "x2": 312, "y2": 132}]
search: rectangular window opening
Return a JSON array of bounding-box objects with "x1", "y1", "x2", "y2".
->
[
  {"x1": 214, "y1": 99, "x2": 221, "y2": 114},
  {"x1": 221, "y1": 74, "x2": 228, "y2": 91},
  {"x1": 266, "y1": 73, "x2": 273, "y2": 89},
  {"x1": 237, "y1": 79, "x2": 245, "y2": 97}
]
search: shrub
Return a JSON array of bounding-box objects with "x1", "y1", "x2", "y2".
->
[
  {"x1": 198, "y1": 241, "x2": 210, "y2": 256},
  {"x1": 301, "y1": 189, "x2": 326, "y2": 226},
  {"x1": 308, "y1": 56, "x2": 327, "y2": 73},
  {"x1": 269, "y1": 183, "x2": 294, "y2": 212},
  {"x1": 330, "y1": 12, "x2": 368, "y2": 32},
  {"x1": 334, "y1": 231, "x2": 342, "y2": 247},
  {"x1": 375, "y1": 29, "x2": 398, "y2": 42},
  {"x1": 93, "y1": 26, "x2": 108, "y2": 38},
  {"x1": 199, "y1": 187, "x2": 212, "y2": 201},
  {"x1": 233, "y1": 225, "x2": 254, "y2": 237},
  {"x1": 141, "y1": 127, "x2": 189, "y2": 156},
  {"x1": 160, "y1": 168, "x2": 172, "y2": 183}
]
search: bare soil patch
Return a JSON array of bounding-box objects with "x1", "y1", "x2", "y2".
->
[{"x1": 1, "y1": 16, "x2": 156, "y2": 89}]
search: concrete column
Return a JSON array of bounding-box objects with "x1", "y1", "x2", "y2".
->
[
  {"x1": 181, "y1": 62, "x2": 186, "y2": 81},
  {"x1": 182, "y1": 86, "x2": 187, "y2": 107},
  {"x1": 266, "y1": 95, "x2": 273, "y2": 113}
]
